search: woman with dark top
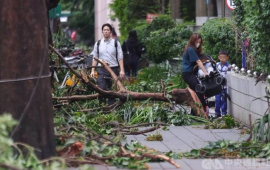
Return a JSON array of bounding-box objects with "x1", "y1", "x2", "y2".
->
[
  {"x1": 122, "y1": 30, "x2": 142, "y2": 77},
  {"x1": 182, "y1": 33, "x2": 209, "y2": 111}
]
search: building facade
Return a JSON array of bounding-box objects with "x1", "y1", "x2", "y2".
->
[
  {"x1": 196, "y1": 0, "x2": 233, "y2": 26},
  {"x1": 94, "y1": 0, "x2": 120, "y2": 41},
  {"x1": 94, "y1": 0, "x2": 234, "y2": 40}
]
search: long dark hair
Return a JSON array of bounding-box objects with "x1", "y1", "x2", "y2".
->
[
  {"x1": 128, "y1": 30, "x2": 138, "y2": 42},
  {"x1": 185, "y1": 33, "x2": 203, "y2": 56}
]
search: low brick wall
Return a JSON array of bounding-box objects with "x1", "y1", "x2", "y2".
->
[{"x1": 227, "y1": 71, "x2": 268, "y2": 126}]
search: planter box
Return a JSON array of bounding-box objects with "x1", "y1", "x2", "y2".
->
[
  {"x1": 227, "y1": 71, "x2": 268, "y2": 126},
  {"x1": 168, "y1": 57, "x2": 182, "y2": 76}
]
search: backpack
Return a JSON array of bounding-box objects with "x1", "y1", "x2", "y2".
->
[{"x1": 97, "y1": 39, "x2": 119, "y2": 66}]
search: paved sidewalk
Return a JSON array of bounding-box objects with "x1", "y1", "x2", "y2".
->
[{"x1": 70, "y1": 126, "x2": 270, "y2": 170}]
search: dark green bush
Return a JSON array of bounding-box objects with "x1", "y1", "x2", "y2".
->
[
  {"x1": 145, "y1": 25, "x2": 192, "y2": 63},
  {"x1": 200, "y1": 18, "x2": 241, "y2": 65},
  {"x1": 144, "y1": 15, "x2": 176, "y2": 38},
  {"x1": 233, "y1": 0, "x2": 270, "y2": 72},
  {"x1": 134, "y1": 23, "x2": 148, "y2": 44}
]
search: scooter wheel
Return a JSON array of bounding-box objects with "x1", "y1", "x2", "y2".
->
[
  {"x1": 195, "y1": 84, "x2": 203, "y2": 93},
  {"x1": 216, "y1": 76, "x2": 223, "y2": 85},
  {"x1": 201, "y1": 84, "x2": 206, "y2": 93}
]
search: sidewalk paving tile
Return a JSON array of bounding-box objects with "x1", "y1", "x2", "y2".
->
[
  {"x1": 179, "y1": 158, "x2": 270, "y2": 170},
  {"x1": 146, "y1": 162, "x2": 163, "y2": 169},
  {"x1": 125, "y1": 135, "x2": 137, "y2": 141},
  {"x1": 174, "y1": 159, "x2": 192, "y2": 170},
  {"x1": 92, "y1": 165, "x2": 108, "y2": 170},
  {"x1": 161, "y1": 141, "x2": 192, "y2": 152},
  {"x1": 168, "y1": 127, "x2": 207, "y2": 149},
  {"x1": 183, "y1": 126, "x2": 223, "y2": 141},
  {"x1": 213, "y1": 129, "x2": 249, "y2": 142},
  {"x1": 159, "y1": 161, "x2": 182, "y2": 169},
  {"x1": 107, "y1": 166, "x2": 130, "y2": 170},
  {"x1": 69, "y1": 126, "x2": 257, "y2": 170}
]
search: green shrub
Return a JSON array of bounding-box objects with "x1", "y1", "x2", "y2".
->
[
  {"x1": 145, "y1": 25, "x2": 192, "y2": 63},
  {"x1": 144, "y1": 15, "x2": 176, "y2": 38},
  {"x1": 134, "y1": 23, "x2": 148, "y2": 44},
  {"x1": 233, "y1": 0, "x2": 270, "y2": 72},
  {"x1": 200, "y1": 18, "x2": 241, "y2": 65}
]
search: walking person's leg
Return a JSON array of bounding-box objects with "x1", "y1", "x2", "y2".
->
[
  {"x1": 97, "y1": 68, "x2": 107, "y2": 105},
  {"x1": 221, "y1": 92, "x2": 227, "y2": 116},
  {"x1": 131, "y1": 57, "x2": 139, "y2": 77},
  {"x1": 182, "y1": 72, "x2": 207, "y2": 111},
  {"x1": 107, "y1": 68, "x2": 119, "y2": 105},
  {"x1": 124, "y1": 65, "x2": 131, "y2": 77}
]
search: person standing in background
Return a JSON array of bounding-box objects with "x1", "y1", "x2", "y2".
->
[
  {"x1": 111, "y1": 27, "x2": 120, "y2": 42},
  {"x1": 122, "y1": 30, "x2": 142, "y2": 77},
  {"x1": 90, "y1": 23, "x2": 125, "y2": 105}
]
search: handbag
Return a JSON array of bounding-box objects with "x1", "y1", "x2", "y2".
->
[{"x1": 123, "y1": 40, "x2": 132, "y2": 66}]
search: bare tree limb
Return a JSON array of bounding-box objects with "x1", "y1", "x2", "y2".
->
[
  {"x1": 53, "y1": 94, "x2": 99, "y2": 101},
  {"x1": 92, "y1": 57, "x2": 126, "y2": 92},
  {"x1": 121, "y1": 122, "x2": 170, "y2": 129},
  {"x1": 49, "y1": 45, "x2": 208, "y2": 118},
  {"x1": 79, "y1": 101, "x2": 124, "y2": 113},
  {"x1": 119, "y1": 146, "x2": 180, "y2": 168},
  {"x1": 117, "y1": 125, "x2": 162, "y2": 135},
  {"x1": 0, "y1": 164, "x2": 26, "y2": 170}
]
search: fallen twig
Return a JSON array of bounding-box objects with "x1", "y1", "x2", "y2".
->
[
  {"x1": 116, "y1": 125, "x2": 162, "y2": 135},
  {"x1": 122, "y1": 122, "x2": 170, "y2": 129},
  {"x1": 79, "y1": 101, "x2": 124, "y2": 113},
  {"x1": 0, "y1": 164, "x2": 26, "y2": 170},
  {"x1": 118, "y1": 146, "x2": 181, "y2": 169},
  {"x1": 246, "y1": 114, "x2": 252, "y2": 142}
]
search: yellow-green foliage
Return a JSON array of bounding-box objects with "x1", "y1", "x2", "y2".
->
[{"x1": 146, "y1": 132, "x2": 163, "y2": 141}]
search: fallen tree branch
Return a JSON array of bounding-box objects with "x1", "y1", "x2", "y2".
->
[
  {"x1": 161, "y1": 79, "x2": 174, "y2": 109},
  {"x1": 119, "y1": 146, "x2": 180, "y2": 169},
  {"x1": 246, "y1": 114, "x2": 252, "y2": 142},
  {"x1": 52, "y1": 94, "x2": 99, "y2": 101},
  {"x1": 79, "y1": 101, "x2": 124, "y2": 113},
  {"x1": 117, "y1": 125, "x2": 162, "y2": 135},
  {"x1": 76, "y1": 125, "x2": 120, "y2": 146},
  {"x1": 64, "y1": 157, "x2": 107, "y2": 167},
  {"x1": 171, "y1": 88, "x2": 208, "y2": 119},
  {"x1": 49, "y1": 45, "x2": 124, "y2": 99},
  {"x1": 93, "y1": 57, "x2": 126, "y2": 92},
  {"x1": 0, "y1": 164, "x2": 26, "y2": 170},
  {"x1": 121, "y1": 122, "x2": 170, "y2": 129},
  {"x1": 49, "y1": 45, "x2": 208, "y2": 118}
]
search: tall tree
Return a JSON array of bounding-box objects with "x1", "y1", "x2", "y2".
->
[
  {"x1": 110, "y1": 0, "x2": 161, "y2": 39},
  {"x1": 0, "y1": 0, "x2": 57, "y2": 159},
  {"x1": 182, "y1": 0, "x2": 195, "y2": 21},
  {"x1": 60, "y1": 0, "x2": 95, "y2": 45}
]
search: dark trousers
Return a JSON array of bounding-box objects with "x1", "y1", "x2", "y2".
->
[
  {"x1": 182, "y1": 72, "x2": 207, "y2": 111},
  {"x1": 124, "y1": 57, "x2": 139, "y2": 77},
  {"x1": 97, "y1": 67, "x2": 119, "y2": 105},
  {"x1": 215, "y1": 89, "x2": 227, "y2": 115}
]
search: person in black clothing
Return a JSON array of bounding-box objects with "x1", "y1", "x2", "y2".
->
[{"x1": 122, "y1": 30, "x2": 142, "y2": 77}]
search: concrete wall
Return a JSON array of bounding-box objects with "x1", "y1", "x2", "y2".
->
[
  {"x1": 227, "y1": 71, "x2": 268, "y2": 126},
  {"x1": 94, "y1": 0, "x2": 120, "y2": 42}
]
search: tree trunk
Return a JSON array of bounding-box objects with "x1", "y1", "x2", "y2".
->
[{"x1": 0, "y1": 0, "x2": 56, "y2": 159}]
